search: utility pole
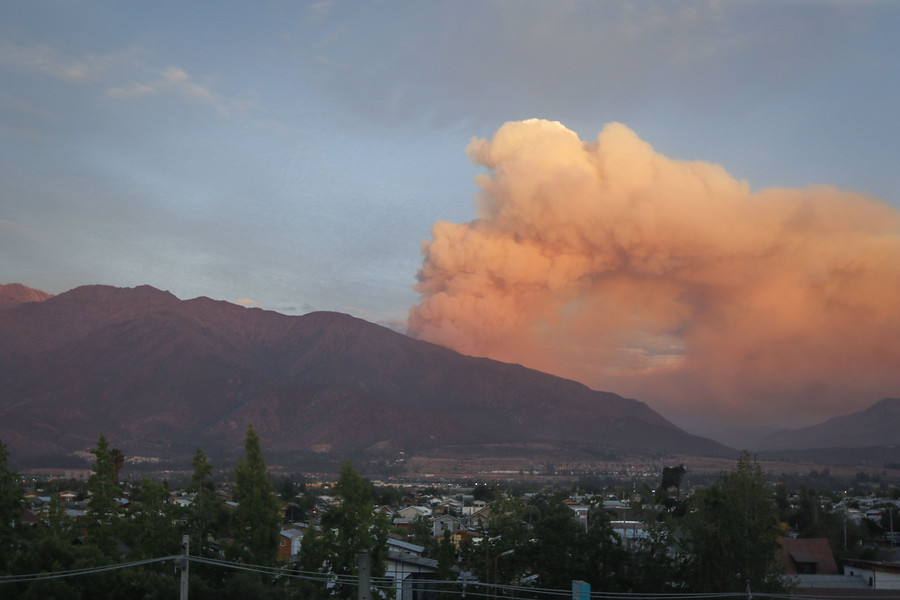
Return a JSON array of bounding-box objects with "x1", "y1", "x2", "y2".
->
[
  {"x1": 180, "y1": 534, "x2": 189, "y2": 600},
  {"x1": 358, "y1": 551, "x2": 371, "y2": 600}
]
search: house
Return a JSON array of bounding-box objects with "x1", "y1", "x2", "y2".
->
[
  {"x1": 603, "y1": 499, "x2": 632, "y2": 520},
  {"x1": 376, "y1": 505, "x2": 395, "y2": 518},
  {"x1": 461, "y1": 500, "x2": 487, "y2": 517},
  {"x1": 844, "y1": 559, "x2": 900, "y2": 590},
  {"x1": 568, "y1": 504, "x2": 590, "y2": 528},
  {"x1": 397, "y1": 506, "x2": 431, "y2": 520},
  {"x1": 278, "y1": 528, "x2": 304, "y2": 560},
  {"x1": 777, "y1": 539, "x2": 888, "y2": 595},
  {"x1": 392, "y1": 517, "x2": 415, "y2": 533},
  {"x1": 780, "y1": 538, "x2": 839, "y2": 575},
  {"x1": 172, "y1": 495, "x2": 193, "y2": 509},
  {"x1": 385, "y1": 538, "x2": 439, "y2": 600},
  {"x1": 432, "y1": 515, "x2": 462, "y2": 539},
  {"x1": 611, "y1": 521, "x2": 648, "y2": 549},
  {"x1": 467, "y1": 505, "x2": 491, "y2": 529}
]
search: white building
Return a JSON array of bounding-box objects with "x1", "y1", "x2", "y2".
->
[{"x1": 844, "y1": 559, "x2": 900, "y2": 590}]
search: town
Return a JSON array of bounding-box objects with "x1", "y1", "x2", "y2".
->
[{"x1": 3, "y1": 428, "x2": 900, "y2": 599}]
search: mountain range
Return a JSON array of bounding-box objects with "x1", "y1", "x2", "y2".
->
[
  {"x1": 759, "y1": 398, "x2": 900, "y2": 450},
  {"x1": 0, "y1": 283, "x2": 731, "y2": 470},
  {"x1": 755, "y1": 398, "x2": 900, "y2": 465}
]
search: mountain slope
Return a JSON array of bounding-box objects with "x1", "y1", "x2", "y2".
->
[
  {"x1": 758, "y1": 398, "x2": 900, "y2": 451},
  {"x1": 0, "y1": 283, "x2": 53, "y2": 309},
  {"x1": 0, "y1": 284, "x2": 731, "y2": 466}
]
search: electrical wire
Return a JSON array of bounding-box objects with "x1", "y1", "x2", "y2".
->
[
  {"x1": 6, "y1": 554, "x2": 900, "y2": 600},
  {"x1": 0, "y1": 555, "x2": 180, "y2": 584}
]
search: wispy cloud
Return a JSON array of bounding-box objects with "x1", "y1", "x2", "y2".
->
[
  {"x1": 0, "y1": 41, "x2": 112, "y2": 83},
  {"x1": 0, "y1": 40, "x2": 230, "y2": 116},
  {"x1": 107, "y1": 66, "x2": 229, "y2": 116},
  {"x1": 306, "y1": 0, "x2": 337, "y2": 24},
  {"x1": 234, "y1": 297, "x2": 260, "y2": 307}
]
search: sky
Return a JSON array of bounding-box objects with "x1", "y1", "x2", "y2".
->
[{"x1": 2, "y1": 1, "x2": 899, "y2": 444}]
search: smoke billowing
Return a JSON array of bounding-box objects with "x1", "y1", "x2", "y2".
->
[{"x1": 409, "y1": 119, "x2": 900, "y2": 433}]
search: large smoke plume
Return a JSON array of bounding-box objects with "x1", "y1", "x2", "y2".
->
[{"x1": 409, "y1": 119, "x2": 900, "y2": 432}]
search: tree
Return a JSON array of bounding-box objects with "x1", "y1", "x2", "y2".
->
[
  {"x1": 525, "y1": 492, "x2": 583, "y2": 588},
  {"x1": 659, "y1": 464, "x2": 686, "y2": 499},
  {"x1": 477, "y1": 492, "x2": 530, "y2": 586},
  {"x1": 409, "y1": 514, "x2": 437, "y2": 556},
  {"x1": 126, "y1": 477, "x2": 181, "y2": 559},
  {"x1": 232, "y1": 425, "x2": 281, "y2": 565},
  {"x1": 318, "y1": 460, "x2": 390, "y2": 598},
  {"x1": 109, "y1": 447, "x2": 125, "y2": 480},
  {"x1": 86, "y1": 434, "x2": 122, "y2": 556},
  {"x1": 435, "y1": 530, "x2": 457, "y2": 580},
  {"x1": 187, "y1": 448, "x2": 224, "y2": 558},
  {"x1": 630, "y1": 517, "x2": 679, "y2": 593},
  {"x1": 678, "y1": 451, "x2": 787, "y2": 594},
  {"x1": 525, "y1": 493, "x2": 627, "y2": 591},
  {"x1": 0, "y1": 438, "x2": 24, "y2": 572},
  {"x1": 87, "y1": 434, "x2": 121, "y2": 524}
]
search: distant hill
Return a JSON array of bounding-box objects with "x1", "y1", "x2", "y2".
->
[
  {"x1": 0, "y1": 284, "x2": 732, "y2": 469},
  {"x1": 757, "y1": 398, "x2": 900, "y2": 459},
  {"x1": 0, "y1": 283, "x2": 52, "y2": 309}
]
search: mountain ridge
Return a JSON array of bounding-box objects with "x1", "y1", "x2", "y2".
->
[
  {"x1": 758, "y1": 397, "x2": 900, "y2": 451},
  {"x1": 0, "y1": 282, "x2": 53, "y2": 310},
  {"x1": 0, "y1": 283, "x2": 731, "y2": 469}
]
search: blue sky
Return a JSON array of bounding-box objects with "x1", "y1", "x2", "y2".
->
[
  {"x1": 3, "y1": 1, "x2": 898, "y2": 326},
  {"x1": 3, "y1": 3, "x2": 900, "y2": 441}
]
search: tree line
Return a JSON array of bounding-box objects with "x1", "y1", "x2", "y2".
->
[{"x1": 1, "y1": 429, "x2": 795, "y2": 599}]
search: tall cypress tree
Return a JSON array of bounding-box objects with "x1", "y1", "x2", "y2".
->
[
  {"x1": 233, "y1": 425, "x2": 281, "y2": 565},
  {"x1": 188, "y1": 448, "x2": 223, "y2": 558},
  {"x1": 86, "y1": 434, "x2": 123, "y2": 557}
]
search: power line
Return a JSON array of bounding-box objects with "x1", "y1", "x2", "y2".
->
[
  {"x1": 0, "y1": 555, "x2": 180, "y2": 584},
  {"x1": 7, "y1": 555, "x2": 900, "y2": 600}
]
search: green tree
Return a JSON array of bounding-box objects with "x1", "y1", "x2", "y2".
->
[
  {"x1": 0, "y1": 438, "x2": 24, "y2": 572},
  {"x1": 45, "y1": 493, "x2": 75, "y2": 540},
  {"x1": 109, "y1": 447, "x2": 125, "y2": 480},
  {"x1": 435, "y1": 530, "x2": 457, "y2": 580},
  {"x1": 525, "y1": 493, "x2": 627, "y2": 591},
  {"x1": 525, "y1": 493, "x2": 582, "y2": 588},
  {"x1": 296, "y1": 526, "x2": 329, "y2": 600},
  {"x1": 232, "y1": 425, "x2": 281, "y2": 565},
  {"x1": 318, "y1": 460, "x2": 390, "y2": 598},
  {"x1": 11, "y1": 533, "x2": 111, "y2": 599},
  {"x1": 86, "y1": 434, "x2": 122, "y2": 556},
  {"x1": 630, "y1": 518, "x2": 679, "y2": 593},
  {"x1": 659, "y1": 464, "x2": 686, "y2": 500},
  {"x1": 678, "y1": 451, "x2": 787, "y2": 594},
  {"x1": 409, "y1": 514, "x2": 437, "y2": 556},
  {"x1": 125, "y1": 477, "x2": 181, "y2": 559},
  {"x1": 187, "y1": 448, "x2": 225, "y2": 558},
  {"x1": 477, "y1": 492, "x2": 529, "y2": 586},
  {"x1": 578, "y1": 501, "x2": 629, "y2": 591}
]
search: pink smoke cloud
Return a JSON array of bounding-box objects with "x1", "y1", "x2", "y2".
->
[{"x1": 409, "y1": 119, "x2": 900, "y2": 432}]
